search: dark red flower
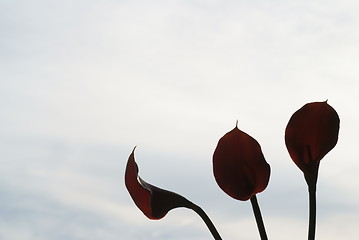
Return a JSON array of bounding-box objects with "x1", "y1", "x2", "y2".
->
[
  {"x1": 125, "y1": 147, "x2": 190, "y2": 220},
  {"x1": 213, "y1": 125, "x2": 270, "y2": 201},
  {"x1": 285, "y1": 101, "x2": 340, "y2": 176}
]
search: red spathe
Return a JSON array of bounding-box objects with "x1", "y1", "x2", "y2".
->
[
  {"x1": 125, "y1": 148, "x2": 190, "y2": 219},
  {"x1": 285, "y1": 101, "x2": 340, "y2": 175},
  {"x1": 213, "y1": 126, "x2": 270, "y2": 201}
]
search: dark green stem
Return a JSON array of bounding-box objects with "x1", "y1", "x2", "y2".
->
[
  {"x1": 250, "y1": 195, "x2": 268, "y2": 240},
  {"x1": 188, "y1": 203, "x2": 222, "y2": 240},
  {"x1": 307, "y1": 184, "x2": 316, "y2": 240},
  {"x1": 304, "y1": 146, "x2": 319, "y2": 240}
]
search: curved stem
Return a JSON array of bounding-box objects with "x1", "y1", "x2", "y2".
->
[
  {"x1": 250, "y1": 195, "x2": 268, "y2": 240},
  {"x1": 188, "y1": 203, "x2": 222, "y2": 240}
]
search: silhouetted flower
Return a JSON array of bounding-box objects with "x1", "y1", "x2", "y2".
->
[
  {"x1": 213, "y1": 125, "x2": 270, "y2": 201},
  {"x1": 125, "y1": 147, "x2": 190, "y2": 220},
  {"x1": 285, "y1": 101, "x2": 340, "y2": 176}
]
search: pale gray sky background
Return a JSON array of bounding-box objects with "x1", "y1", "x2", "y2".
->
[{"x1": 1, "y1": 0, "x2": 358, "y2": 239}]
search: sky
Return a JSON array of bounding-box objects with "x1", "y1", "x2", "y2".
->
[{"x1": 1, "y1": 0, "x2": 359, "y2": 239}]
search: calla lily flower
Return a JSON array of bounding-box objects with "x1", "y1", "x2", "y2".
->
[
  {"x1": 285, "y1": 101, "x2": 340, "y2": 240},
  {"x1": 125, "y1": 147, "x2": 223, "y2": 239},
  {"x1": 213, "y1": 124, "x2": 271, "y2": 201},
  {"x1": 125, "y1": 147, "x2": 190, "y2": 220},
  {"x1": 285, "y1": 101, "x2": 340, "y2": 177}
]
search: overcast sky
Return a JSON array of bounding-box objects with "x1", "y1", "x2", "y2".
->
[{"x1": 1, "y1": 0, "x2": 359, "y2": 239}]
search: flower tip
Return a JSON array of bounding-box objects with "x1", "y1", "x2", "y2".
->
[{"x1": 128, "y1": 146, "x2": 137, "y2": 162}]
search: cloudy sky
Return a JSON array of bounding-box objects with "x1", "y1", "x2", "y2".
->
[{"x1": 1, "y1": 0, "x2": 358, "y2": 239}]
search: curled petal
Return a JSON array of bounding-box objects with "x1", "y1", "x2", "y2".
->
[
  {"x1": 213, "y1": 126, "x2": 270, "y2": 201},
  {"x1": 285, "y1": 101, "x2": 340, "y2": 175},
  {"x1": 125, "y1": 147, "x2": 190, "y2": 220}
]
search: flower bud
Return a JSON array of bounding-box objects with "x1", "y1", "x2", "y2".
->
[
  {"x1": 285, "y1": 101, "x2": 340, "y2": 176},
  {"x1": 213, "y1": 125, "x2": 270, "y2": 201}
]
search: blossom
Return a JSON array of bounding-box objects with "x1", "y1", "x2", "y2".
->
[
  {"x1": 125, "y1": 147, "x2": 190, "y2": 220},
  {"x1": 285, "y1": 101, "x2": 340, "y2": 175},
  {"x1": 213, "y1": 125, "x2": 270, "y2": 201}
]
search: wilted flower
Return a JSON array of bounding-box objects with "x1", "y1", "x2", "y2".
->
[
  {"x1": 285, "y1": 101, "x2": 340, "y2": 177},
  {"x1": 125, "y1": 147, "x2": 190, "y2": 219},
  {"x1": 213, "y1": 124, "x2": 271, "y2": 201}
]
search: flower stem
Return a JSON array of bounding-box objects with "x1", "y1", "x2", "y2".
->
[
  {"x1": 304, "y1": 160, "x2": 319, "y2": 240},
  {"x1": 307, "y1": 183, "x2": 317, "y2": 240},
  {"x1": 188, "y1": 203, "x2": 222, "y2": 240},
  {"x1": 250, "y1": 195, "x2": 268, "y2": 240}
]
